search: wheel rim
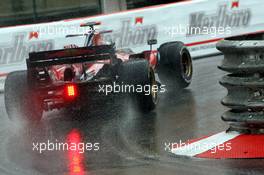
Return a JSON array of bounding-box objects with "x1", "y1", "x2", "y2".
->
[
  {"x1": 149, "y1": 68, "x2": 158, "y2": 104},
  {"x1": 181, "y1": 51, "x2": 192, "y2": 79}
]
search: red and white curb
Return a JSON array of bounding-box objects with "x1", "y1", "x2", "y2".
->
[{"x1": 171, "y1": 131, "x2": 264, "y2": 159}]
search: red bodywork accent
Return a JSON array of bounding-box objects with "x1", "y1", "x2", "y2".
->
[
  {"x1": 51, "y1": 64, "x2": 83, "y2": 81},
  {"x1": 143, "y1": 50, "x2": 158, "y2": 69}
]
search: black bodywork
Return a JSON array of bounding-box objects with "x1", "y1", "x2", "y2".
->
[{"x1": 26, "y1": 44, "x2": 121, "y2": 111}]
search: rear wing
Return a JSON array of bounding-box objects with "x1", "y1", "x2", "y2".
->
[{"x1": 27, "y1": 45, "x2": 115, "y2": 68}]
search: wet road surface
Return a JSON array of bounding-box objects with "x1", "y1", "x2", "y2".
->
[{"x1": 0, "y1": 55, "x2": 264, "y2": 175}]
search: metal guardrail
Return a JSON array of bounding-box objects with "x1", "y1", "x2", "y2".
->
[{"x1": 217, "y1": 40, "x2": 264, "y2": 133}]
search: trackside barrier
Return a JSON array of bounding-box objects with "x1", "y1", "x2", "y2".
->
[
  {"x1": 217, "y1": 40, "x2": 264, "y2": 133},
  {"x1": 0, "y1": 0, "x2": 264, "y2": 91}
]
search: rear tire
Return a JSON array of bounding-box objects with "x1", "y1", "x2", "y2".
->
[
  {"x1": 118, "y1": 59, "x2": 158, "y2": 112},
  {"x1": 157, "y1": 41, "x2": 193, "y2": 89},
  {"x1": 4, "y1": 71, "x2": 43, "y2": 123}
]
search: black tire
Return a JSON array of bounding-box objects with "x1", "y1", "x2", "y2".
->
[
  {"x1": 4, "y1": 71, "x2": 43, "y2": 123},
  {"x1": 118, "y1": 59, "x2": 158, "y2": 112},
  {"x1": 157, "y1": 41, "x2": 193, "y2": 88}
]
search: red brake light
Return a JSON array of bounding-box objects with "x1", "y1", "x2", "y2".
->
[{"x1": 65, "y1": 84, "x2": 77, "y2": 98}]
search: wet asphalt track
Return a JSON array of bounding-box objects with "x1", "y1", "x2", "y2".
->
[{"x1": 0, "y1": 55, "x2": 264, "y2": 175}]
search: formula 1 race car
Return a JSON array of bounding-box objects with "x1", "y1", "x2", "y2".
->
[{"x1": 4, "y1": 22, "x2": 193, "y2": 122}]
